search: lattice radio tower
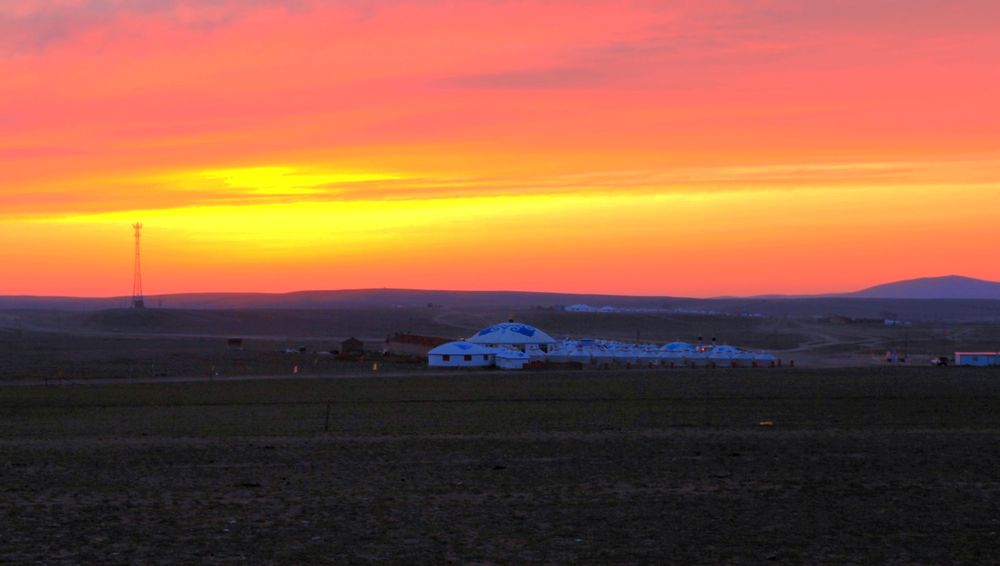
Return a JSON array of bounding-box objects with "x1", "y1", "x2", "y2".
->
[{"x1": 131, "y1": 223, "x2": 145, "y2": 309}]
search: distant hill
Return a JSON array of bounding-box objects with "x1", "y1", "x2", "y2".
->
[
  {"x1": 846, "y1": 276, "x2": 1000, "y2": 300},
  {"x1": 0, "y1": 289, "x2": 683, "y2": 311},
  {"x1": 3, "y1": 277, "x2": 1000, "y2": 323}
]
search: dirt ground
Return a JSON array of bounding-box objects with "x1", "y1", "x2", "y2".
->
[{"x1": 2, "y1": 368, "x2": 999, "y2": 564}]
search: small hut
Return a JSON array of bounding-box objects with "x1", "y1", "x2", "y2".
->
[
  {"x1": 339, "y1": 337, "x2": 365, "y2": 359},
  {"x1": 383, "y1": 333, "x2": 451, "y2": 357}
]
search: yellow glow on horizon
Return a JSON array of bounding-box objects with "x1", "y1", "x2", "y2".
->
[
  {"x1": 5, "y1": 181, "x2": 998, "y2": 296},
  {"x1": 49, "y1": 182, "x2": 1000, "y2": 254},
  {"x1": 50, "y1": 193, "x2": 601, "y2": 262},
  {"x1": 174, "y1": 166, "x2": 403, "y2": 195}
]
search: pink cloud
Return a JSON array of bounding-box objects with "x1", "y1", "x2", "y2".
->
[{"x1": 1, "y1": 0, "x2": 998, "y2": 217}]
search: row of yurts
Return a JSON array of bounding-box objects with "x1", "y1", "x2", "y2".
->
[{"x1": 429, "y1": 322, "x2": 778, "y2": 370}]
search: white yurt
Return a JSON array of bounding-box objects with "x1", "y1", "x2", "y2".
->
[
  {"x1": 568, "y1": 344, "x2": 595, "y2": 365},
  {"x1": 731, "y1": 349, "x2": 756, "y2": 367},
  {"x1": 636, "y1": 346, "x2": 660, "y2": 368},
  {"x1": 495, "y1": 349, "x2": 530, "y2": 370},
  {"x1": 685, "y1": 349, "x2": 711, "y2": 367},
  {"x1": 428, "y1": 342, "x2": 496, "y2": 368},
  {"x1": 612, "y1": 346, "x2": 638, "y2": 365},
  {"x1": 659, "y1": 342, "x2": 695, "y2": 367},
  {"x1": 708, "y1": 345, "x2": 741, "y2": 367},
  {"x1": 545, "y1": 347, "x2": 571, "y2": 363},
  {"x1": 526, "y1": 346, "x2": 549, "y2": 363},
  {"x1": 468, "y1": 322, "x2": 557, "y2": 352},
  {"x1": 524, "y1": 344, "x2": 548, "y2": 358},
  {"x1": 592, "y1": 347, "x2": 615, "y2": 367},
  {"x1": 543, "y1": 340, "x2": 573, "y2": 363},
  {"x1": 754, "y1": 352, "x2": 778, "y2": 367}
]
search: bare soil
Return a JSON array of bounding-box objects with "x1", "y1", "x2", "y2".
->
[{"x1": 2, "y1": 368, "x2": 1000, "y2": 564}]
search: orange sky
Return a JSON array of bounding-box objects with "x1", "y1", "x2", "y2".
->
[{"x1": 2, "y1": 0, "x2": 999, "y2": 297}]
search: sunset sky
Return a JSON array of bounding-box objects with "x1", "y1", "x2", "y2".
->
[{"x1": 2, "y1": 0, "x2": 999, "y2": 297}]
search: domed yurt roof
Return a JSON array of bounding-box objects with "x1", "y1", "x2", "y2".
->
[
  {"x1": 468, "y1": 322, "x2": 556, "y2": 345},
  {"x1": 661, "y1": 342, "x2": 696, "y2": 352},
  {"x1": 428, "y1": 341, "x2": 496, "y2": 356},
  {"x1": 495, "y1": 349, "x2": 529, "y2": 359}
]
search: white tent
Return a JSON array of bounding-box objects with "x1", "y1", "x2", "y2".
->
[
  {"x1": 709, "y1": 345, "x2": 752, "y2": 367},
  {"x1": 428, "y1": 342, "x2": 495, "y2": 368},
  {"x1": 685, "y1": 349, "x2": 711, "y2": 367},
  {"x1": 567, "y1": 343, "x2": 595, "y2": 364},
  {"x1": 545, "y1": 346, "x2": 570, "y2": 363},
  {"x1": 657, "y1": 343, "x2": 689, "y2": 367},
  {"x1": 754, "y1": 352, "x2": 777, "y2": 366},
  {"x1": 526, "y1": 347, "x2": 549, "y2": 363},
  {"x1": 612, "y1": 346, "x2": 638, "y2": 365},
  {"x1": 636, "y1": 346, "x2": 660, "y2": 367},
  {"x1": 495, "y1": 349, "x2": 530, "y2": 370},
  {"x1": 730, "y1": 349, "x2": 755, "y2": 367},
  {"x1": 592, "y1": 347, "x2": 614, "y2": 367},
  {"x1": 468, "y1": 322, "x2": 557, "y2": 351}
]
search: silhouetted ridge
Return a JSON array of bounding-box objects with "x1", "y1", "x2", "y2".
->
[{"x1": 847, "y1": 275, "x2": 1000, "y2": 300}]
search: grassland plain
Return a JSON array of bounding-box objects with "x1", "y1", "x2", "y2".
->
[
  {"x1": 2, "y1": 368, "x2": 1000, "y2": 564},
  {"x1": 7, "y1": 304, "x2": 998, "y2": 381}
]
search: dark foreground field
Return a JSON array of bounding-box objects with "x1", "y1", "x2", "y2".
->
[{"x1": 2, "y1": 368, "x2": 1000, "y2": 564}]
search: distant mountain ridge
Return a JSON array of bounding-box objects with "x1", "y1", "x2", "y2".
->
[
  {"x1": 1, "y1": 275, "x2": 999, "y2": 312},
  {"x1": 0, "y1": 289, "x2": 683, "y2": 311},
  {"x1": 846, "y1": 275, "x2": 1000, "y2": 300}
]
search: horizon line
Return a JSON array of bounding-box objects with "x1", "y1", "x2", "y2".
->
[{"x1": 0, "y1": 274, "x2": 996, "y2": 302}]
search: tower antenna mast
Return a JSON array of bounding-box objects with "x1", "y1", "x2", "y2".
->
[{"x1": 132, "y1": 223, "x2": 145, "y2": 309}]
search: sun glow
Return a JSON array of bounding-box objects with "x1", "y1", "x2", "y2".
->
[
  {"x1": 2, "y1": 1, "x2": 999, "y2": 296},
  {"x1": 175, "y1": 166, "x2": 402, "y2": 196},
  {"x1": 8, "y1": 182, "x2": 985, "y2": 296}
]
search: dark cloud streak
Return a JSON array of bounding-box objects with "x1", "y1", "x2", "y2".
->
[
  {"x1": 439, "y1": 66, "x2": 610, "y2": 90},
  {"x1": 0, "y1": 0, "x2": 315, "y2": 54}
]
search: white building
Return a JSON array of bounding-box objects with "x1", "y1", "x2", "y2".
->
[
  {"x1": 428, "y1": 342, "x2": 495, "y2": 368},
  {"x1": 468, "y1": 322, "x2": 557, "y2": 353},
  {"x1": 955, "y1": 352, "x2": 1000, "y2": 367}
]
